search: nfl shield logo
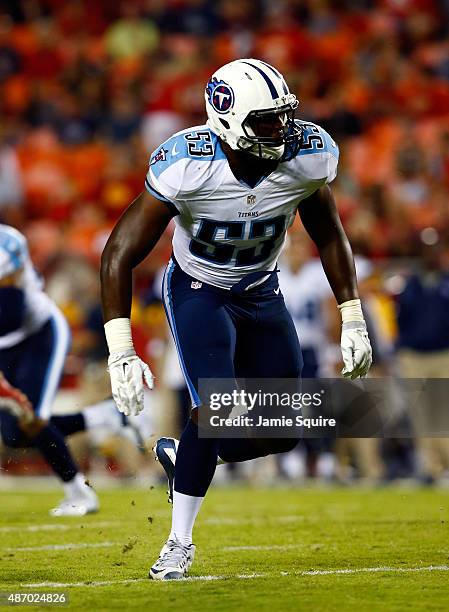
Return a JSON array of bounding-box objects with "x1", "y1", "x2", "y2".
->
[
  {"x1": 247, "y1": 194, "x2": 256, "y2": 207},
  {"x1": 191, "y1": 281, "x2": 202, "y2": 290}
]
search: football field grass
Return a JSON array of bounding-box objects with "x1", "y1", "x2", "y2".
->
[{"x1": 1, "y1": 485, "x2": 448, "y2": 611}]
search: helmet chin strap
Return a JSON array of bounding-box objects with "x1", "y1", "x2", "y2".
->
[
  {"x1": 234, "y1": 136, "x2": 285, "y2": 160},
  {"x1": 248, "y1": 142, "x2": 285, "y2": 160}
]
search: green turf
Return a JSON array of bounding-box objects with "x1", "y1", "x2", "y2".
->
[{"x1": 0, "y1": 485, "x2": 448, "y2": 611}]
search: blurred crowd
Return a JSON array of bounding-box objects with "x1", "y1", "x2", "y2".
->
[{"x1": 1, "y1": 0, "x2": 449, "y2": 483}]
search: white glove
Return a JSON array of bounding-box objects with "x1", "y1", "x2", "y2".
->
[
  {"x1": 107, "y1": 349, "x2": 154, "y2": 416},
  {"x1": 340, "y1": 321, "x2": 372, "y2": 379}
]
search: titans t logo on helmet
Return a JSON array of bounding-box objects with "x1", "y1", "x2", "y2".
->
[{"x1": 206, "y1": 77, "x2": 235, "y2": 114}]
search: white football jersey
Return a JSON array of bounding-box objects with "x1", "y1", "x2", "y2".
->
[
  {"x1": 279, "y1": 259, "x2": 330, "y2": 352},
  {"x1": 146, "y1": 121, "x2": 339, "y2": 290},
  {"x1": 279, "y1": 255, "x2": 373, "y2": 356},
  {"x1": 0, "y1": 224, "x2": 55, "y2": 349}
]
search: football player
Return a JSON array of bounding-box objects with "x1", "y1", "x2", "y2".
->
[
  {"x1": 101, "y1": 59, "x2": 372, "y2": 579},
  {"x1": 278, "y1": 233, "x2": 374, "y2": 479},
  {"x1": 0, "y1": 224, "x2": 134, "y2": 516},
  {"x1": 279, "y1": 232, "x2": 374, "y2": 378}
]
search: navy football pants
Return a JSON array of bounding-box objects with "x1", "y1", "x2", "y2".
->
[
  {"x1": 0, "y1": 312, "x2": 69, "y2": 447},
  {"x1": 162, "y1": 258, "x2": 303, "y2": 495},
  {"x1": 0, "y1": 312, "x2": 81, "y2": 481},
  {"x1": 162, "y1": 258, "x2": 303, "y2": 406}
]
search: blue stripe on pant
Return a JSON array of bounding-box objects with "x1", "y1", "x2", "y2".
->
[
  {"x1": 0, "y1": 312, "x2": 70, "y2": 446},
  {"x1": 162, "y1": 258, "x2": 303, "y2": 409}
]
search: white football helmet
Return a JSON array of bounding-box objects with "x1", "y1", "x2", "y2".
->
[
  {"x1": 205, "y1": 58, "x2": 301, "y2": 161},
  {"x1": 0, "y1": 224, "x2": 27, "y2": 280}
]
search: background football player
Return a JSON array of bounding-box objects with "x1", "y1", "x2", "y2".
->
[
  {"x1": 101, "y1": 59, "x2": 372, "y2": 579},
  {"x1": 0, "y1": 224, "x2": 137, "y2": 516},
  {"x1": 278, "y1": 232, "x2": 379, "y2": 481}
]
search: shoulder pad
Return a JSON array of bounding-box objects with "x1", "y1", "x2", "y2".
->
[
  {"x1": 149, "y1": 126, "x2": 225, "y2": 180},
  {"x1": 296, "y1": 121, "x2": 339, "y2": 159}
]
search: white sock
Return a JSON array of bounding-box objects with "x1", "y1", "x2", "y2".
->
[{"x1": 169, "y1": 491, "x2": 204, "y2": 546}]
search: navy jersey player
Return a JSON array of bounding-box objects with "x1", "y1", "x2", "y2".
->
[
  {"x1": 101, "y1": 59, "x2": 372, "y2": 579},
  {"x1": 0, "y1": 225, "x2": 132, "y2": 516}
]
